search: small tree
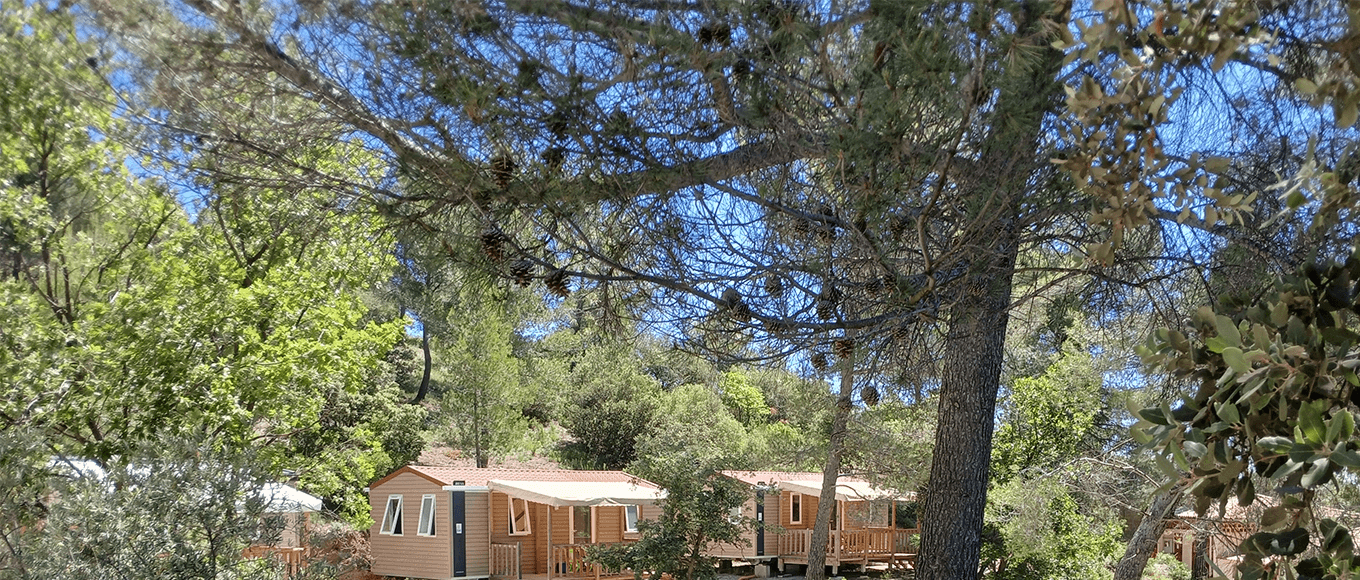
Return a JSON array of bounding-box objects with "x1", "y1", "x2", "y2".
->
[
  {"x1": 11, "y1": 436, "x2": 283, "y2": 580},
  {"x1": 590, "y1": 460, "x2": 749, "y2": 580}
]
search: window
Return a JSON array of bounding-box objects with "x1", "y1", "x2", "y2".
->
[
  {"x1": 418, "y1": 494, "x2": 437, "y2": 536},
  {"x1": 848, "y1": 501, "x2": 891, "y2": 528},
  {"x1": 572, "y1": 506, "x2": 593, "y2": 542},
  {"x1": 508, "y1": 497, "x2": 531, "y2": 535},
  {"x1": 728, "y1": 504, "x2": 744, "y2": 524},
  {"x1": 790, "y1": 493, "x2": 802, "y2": 524},
  {"x1": 625, "y1": 505, "x2": 639, "y2": 533},
  {"x1": 381, "y1": 495, "x2": 404, "y2": 535}
]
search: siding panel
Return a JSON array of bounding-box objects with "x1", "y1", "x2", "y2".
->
[
  {"x1": 489, "y1": 491, "x2": 539, "y2": 574},
  {"x1": 596, "y1": 507, "x2": 623, "y2": 543},
  {"x1": 369, "y1": 472, "x2": 454, "y2": 580},
  {"x1": 464, "y1": 491, "x2": 491, "y2": 577}
]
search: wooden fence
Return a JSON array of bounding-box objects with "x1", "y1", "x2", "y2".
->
[{"x1": 491, "y1": 542, "x2": 522, "y2": 578}]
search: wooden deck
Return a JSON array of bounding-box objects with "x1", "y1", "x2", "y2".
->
[
  {"x1": 492, "y1": 529, "x2": 919, "y2": 579},
  {"x1": 772, "y1": 528, "x2": 919, "y2": 574}
]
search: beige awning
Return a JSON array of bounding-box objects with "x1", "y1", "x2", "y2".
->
[
  {"x1": 776, "y1": 479, "x2": 908, "y2": 502},
  {"x1": 488, "y1": 480, "x2": 666, "y2": 507}
]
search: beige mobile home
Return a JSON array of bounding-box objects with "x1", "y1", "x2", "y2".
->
[
  {"x1": 718, "y1": 471, "x2": 918, "y2": 574},
  {"x1": 367, "y1": 466, "x2": 664, "y2": 580}
]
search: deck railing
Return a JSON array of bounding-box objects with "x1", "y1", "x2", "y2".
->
[
  {"x1": 774, "y1": 529, "x2": 812, "y2": 558},
  {"x1": 771, "y1": 528, "x2": 920, "y2": 562},
  {"x1": 243, "y1": 545, "x2": 305, "y2": 577},
  {"x1": 550, "y1": 543, "x2": 633, "y2": 579},
  {"x1": 491, "y1": 542, "x2": 522, "y2": 579}
]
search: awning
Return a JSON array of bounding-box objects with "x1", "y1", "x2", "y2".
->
[
  {"x1": 775, "y1": 479, "x2": 908, "y2": 502},
  {"x1": 256, "y1": 482, "x2": 324, "y2": 513},
  {"x1": 488, "y1": 479, "x2": 666, "y2": 507}
]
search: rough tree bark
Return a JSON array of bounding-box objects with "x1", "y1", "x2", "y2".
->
[
  {"x1": 1112, "y1": 481, "x2": 1188, "y2": 580},
  {"x1": 806, "y1": 329, "x2": 856, "y2": 580},
  {"x1": 916, "y1": 232, "x2": 1019, "y2": 580},
  {"x1": 411, "y1": 323, "x2": 433, "y2": 405}
]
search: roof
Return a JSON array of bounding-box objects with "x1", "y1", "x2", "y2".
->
[
  {"x1": 50, "y1": 459, "x2": 322, "y2": 513},
  {"x1": 487, "y1": 479, "x2": 666, "y2": 507},
  {"x1": 370, "y1": 465, "x2": 665, "y2": 506},
  {"x1": 255, "y1": 482, "x2": 324, "y2": 513},
  {"x1": 720, "y1": 470, "x2": 912, "y2": 502},
  {"x1": 371, "y1": 465, "x2": 656, "y2": 489}
]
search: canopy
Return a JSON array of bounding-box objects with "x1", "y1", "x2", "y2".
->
[
  {"x1": 255, "y1": 482, "x2": 324, "y2": 513},
  {"x1": 488, "y1": 479, "x2": 665, "y2": 507},
  {"x1": 775, "y1": 479, "x2": 907, "y2": 502}
]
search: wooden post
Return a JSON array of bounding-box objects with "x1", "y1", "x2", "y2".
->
[
  {"x1": 833, "y1": 528, "x2": 841, "y2": 574},
  {"x1": 548, "y1": 507, "x2": 554, "y2": 579}
]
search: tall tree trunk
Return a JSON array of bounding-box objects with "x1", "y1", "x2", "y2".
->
[
  {"x1": 915, "y1": 235, "x2": 1018, "y2": 580},
  {"x1": 411, "y1": 323, "x2": 432, "y2": 404},
  {"x1": 914, "y1": 4, "x2": 1068, "y2": 578},
  {"x1": 1112, "y1": 481, "x2": 1188, "y2": 580},
  {"x1": 806, "y1": 337, "x2": 855, "y2": 580}
]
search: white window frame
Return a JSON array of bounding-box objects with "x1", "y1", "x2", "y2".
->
[
  {"x1": 417, "y1": 494, "x2": 437, "y2": 537},
  {"x1": 508, "y1": 496, "x2": 532, "y2": 536},
  {"x1": 728, "y1": 504, "x2": 744, "y2": 524},
  {"x1": 381, "y1": 495, "x2": 404, "y2": 535},
  {"x1": 790, "y1": 492, "x2": 802, "y2": 524},
  {"x1": 624, "y1": 505, "x2": 639, "y2": 533}
]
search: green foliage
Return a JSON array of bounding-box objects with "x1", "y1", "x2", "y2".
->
[
  {"x1": 1141, "y1": 553, "x2": 1190, "y2": 580},
  {"x1": 557, "y1": 342, "x2": 663, "y2": 469},
  {"x1": 280, "y1": 343, "x2": 426, "y2": 524},
  {"x1": 435, "y1": 310, "x2": 545, "y2": 465},
  {"x1": 0, "y1": 427, "x2": 48, "y2": 575},
  {"x1": 992, "y1": 353, "x2": 1104, "y2": 484},
  {"x1": 719, "y1": 370, "x2": 769, "y2": 428},
  {"x1": 982, "y1": 477, "x2": 1122, "y2": 580},
  {"x1": 843, "y1": 397, "x2": 936, "y2": 491},
  {"x1": 6, "y1": 434, "x2": 281, "y2": 580},
  {"x1": 589, "y1": 462, "x2": 749, "y2": 580},
  {"x1": 634, "y1": 384, "x2": 748, "y2": 470},
  {"x1": 1136, "y1": 249, "x2": 1360, "y2": 579},
  {"x1": 0, "y1": 1, "x2": 403, "y2": 456},
  {"x1": 981, "y1": 351, "x2": 1122, "y2": 580},
  {"x1": 0, "y1": 3, "x2": 411, "y2": 535}
]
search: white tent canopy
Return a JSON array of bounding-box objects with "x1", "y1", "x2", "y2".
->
[
  {"x1": 256, "y1": 482, "x2": 324, "y2": 513},
  {"x1": 775, "y1": 479, "x2": 907, "y2": 502},
  {"x1": 488, "y1": 480, "x2": 666, "y2": 507},
  {"x1": 50, "y1": 458, "x2": 322, "y2": 513}
]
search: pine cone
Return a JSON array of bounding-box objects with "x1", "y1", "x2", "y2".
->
[
  {"x1": 731, "y1": 301, "x2": 752, "y2": 321},
  {"x1": 697, "y1": 25, "x2": 715, "y2": 45},
  {"x1": 542, "y1": 147, "x2": 565, "y2": 172},
  {"x1": 833, "y1": 338, "x2": 853, "y2": 359},
  {"x1": 764, "y1": 318, "x2": 793, "y2": 336},
  {"x1": 481, "y1": 229, "x2": 510, "y2": 262},
  {"x1": 545, "y1": 268, "x2": 571, "y2": 297},
  {"x1": 860, "y1": 385, "x2": 880, "y2": 407},
  {"x1": 813, "y1": 205, "x2": 837, "y2": 243},
  {"x1": 865, "y1": 277, "x2": 884, "y2": 296},
  {"x1": 765, "y1": 275, "x2": 783, "y2": 298},
  {"x1": 491, "y1": 155, "x2": 517, "y2": 189},
  {"x1": 816, "y1": 285, "x2": 841, "y2": 321},
  {"x1": 510, "y1": 259, "x2": 534, "y2": 287},
  {"x1": 811, "y1": 352, "x2": 829, "y2": 372}
]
